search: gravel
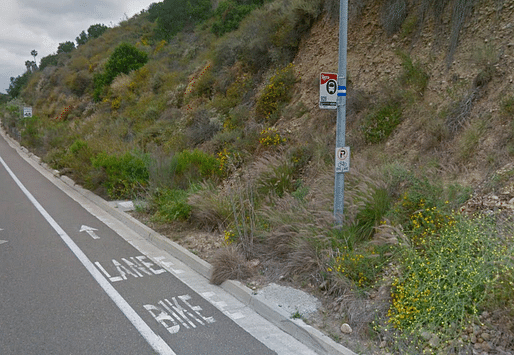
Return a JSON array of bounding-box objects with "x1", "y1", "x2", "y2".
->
[{"x1": 255, "y1": 283, "x2": 321, "y2": 317}]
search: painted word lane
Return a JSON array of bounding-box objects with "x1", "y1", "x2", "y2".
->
[{"x1": 95, "y1": 255, "x2": 166, "y2": 282}]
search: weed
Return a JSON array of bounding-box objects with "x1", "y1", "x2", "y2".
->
[
  {"x1": 500, "y1": 94, "x2": 514, "y2": 117},
  {"x1": 397, "y1": 51, "x2": 429, "y2": 96},
  {"x1": 362, "y1": 101, "x2": 402, "y2": 144},
  {"x1": 456, "y1": 118, "x2": 489, "y2": 162}
]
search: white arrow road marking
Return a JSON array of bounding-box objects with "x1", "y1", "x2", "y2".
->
[
  {"x1": 0, "y1": 240, "x2": 7, "y2": 245},
  {"x1": 80, "y1": 225, "x2": 100, "y2": 239},
  {"x1": 0, "y1": 156, "x2": 175, "y2": 355}
]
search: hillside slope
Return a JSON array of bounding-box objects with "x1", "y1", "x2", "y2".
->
[{"x1": 1, "y1": 0, "x2": 514, "y2": 353}]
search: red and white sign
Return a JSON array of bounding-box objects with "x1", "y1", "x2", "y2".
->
[{"x1": 319, "y1": 73, "x2": 338, "y2": 109}]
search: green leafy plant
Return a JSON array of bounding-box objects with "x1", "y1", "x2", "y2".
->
[
  {"x1": 94, "y1": 43, "x2": 148, "y2": 101},
  {"x1": 151, "y1": 187, "x2": 197, "y2": 222},
  {"x1": 91, "y1": 151, "x2": 150, "y2": 199},
  {"x1": 362, "y1": 101, "x2": 402, "y2": 144},
  {"x1": 397, "y1": 51, "x2": 429, "y2": 96}
]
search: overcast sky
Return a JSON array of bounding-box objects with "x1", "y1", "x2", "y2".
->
[{"x1": 0, "y1": 0, "x2": 158, "y2": 94}]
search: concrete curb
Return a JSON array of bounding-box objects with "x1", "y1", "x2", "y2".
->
[{"x1": 0, "y1": 128, "x2": 356, "y2": 355}]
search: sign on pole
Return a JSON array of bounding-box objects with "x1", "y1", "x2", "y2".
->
[
  {"x1": 334, "y1": 0, "x2": 349, "y2": 226},
  {"x1": 319, "y1": 73, "x2": 338, "y2": 109},
  {"x1": 335, "y1": 147, "x2": 350, "y2": 173},
  {"x1": 23, "y1": 107, "x2": 32, "y2": 118}
]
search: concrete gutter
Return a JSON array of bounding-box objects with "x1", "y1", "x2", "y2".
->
[{"x1": 0, "y1": 128, "x2": 356, "y2": 355}]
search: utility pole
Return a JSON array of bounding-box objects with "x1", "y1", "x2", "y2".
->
[{"x1": 334, "y1": 0, "x2": 349, "y2": 225}]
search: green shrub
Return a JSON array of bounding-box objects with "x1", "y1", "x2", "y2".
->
[
  {"x1": 104, "y1": 43, "x2": 148, "y2": 85},
  {"x1": 212, "y1": 1, "x2": 258, "y2": 36},
  {"x1": 256, "y1": 156, "x2": 296, "y2": 197},
  {"x1": 150, "y1": 0, "x2": 212, "y2": 39},
  {"x1": 173, "y1": 149, "x2": 221, "y2": 185},
  {"x1": 91, "y1": 151, "x2": 150, "y2": 199},
  {"x1": 362, "y1": 101, "x2": 402, "y2": 144},
  {"x1": 353, "y1": 187, "x2": 392, "y2": 241},
  {"x1": 328, "y1": 244, "x2": 390, "y2": 289},
  {"x1": 20, "y1": 115, "x2": 42, "y2": 149},
  {"x1": 94, "y1": 43, "x2": 148, "y2": 101},
  {"x1": 151, "y1": 187, "x2": 195, "y2": 222}
]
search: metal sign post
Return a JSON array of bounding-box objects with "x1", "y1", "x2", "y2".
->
[{"x1": 334, "y1": 0, "x2": 349, "y2": 226}]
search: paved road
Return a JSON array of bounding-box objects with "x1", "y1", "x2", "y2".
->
[{"x1": 0, "y1": 131, "x2": 319, "y2": 355}]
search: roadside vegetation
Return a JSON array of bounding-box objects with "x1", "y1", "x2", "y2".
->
[{"x1": 1, "y1": 0, "x2": 513, "y2": 353}]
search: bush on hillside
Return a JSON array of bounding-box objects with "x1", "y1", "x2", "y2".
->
[
  {"x1": 211, "y1": 1, "x2": 258, "y2": 36},
  {"x1": 93, "y1": 43, "x2": 148, "y2": 101},
  {"x1": 148, "y1": 0, "x2": 212, "y2": 39},
  {"x1": 91, "y1": 151, "x2": 150, "y2": 199}
]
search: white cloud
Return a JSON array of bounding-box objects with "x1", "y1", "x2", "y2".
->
[{"x1": 0, "y1": 0, "x2": 156, "y2": 94}]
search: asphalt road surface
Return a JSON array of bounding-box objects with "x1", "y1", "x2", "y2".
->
[{"x1": 0, "y1": 131, "x2": 319, "y2": 355}]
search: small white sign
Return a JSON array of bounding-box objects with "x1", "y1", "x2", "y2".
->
[
  {"x1": 319, "y1": 73, "x2": 338, "y2": 109},
  {"x1": 23, "y1": 107, "x2": 32, "y2": 117},
  {"x1": 335, "y1": 147, "x2": 350, "y2": 173}
]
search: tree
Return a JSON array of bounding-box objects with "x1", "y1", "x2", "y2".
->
[
  {"x1": 87, "y1": 24, "x2": 108, "y2": 39},
  {"x1": 104, "y1": 43, "x2": 148, "y2": 84},
  {"x1": 7, "y1": 73, "x2": 30, "y2": 99},
  {"x1": 57, "y1": 41, "x2": 76, "y2": 54},
  {"x1": 76, "y1": 30, "x2": 88, "y2": 45},
  {"x1": 31, "y1": 49, "x2": 38, "y2": 63},
  {"x1": 77, "y1": 24, "x2": 108, "y2": 46},
  {"x1": 25, "y1": 60, "x2": 37, "y2": 73},
  {"x1": 39, "y1": 54, "x2": 59, "y2": 70}
]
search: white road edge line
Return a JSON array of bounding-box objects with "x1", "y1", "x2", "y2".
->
[{"x1": 0, "y1": 156, "x2": 176, "y2": 355}]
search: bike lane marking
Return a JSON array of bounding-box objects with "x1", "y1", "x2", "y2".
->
[{"x1": 0, "y1": 155, "x2": 176, "y2": 355}]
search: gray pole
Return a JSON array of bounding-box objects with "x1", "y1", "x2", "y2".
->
[{"x1": 334, "y1": 0, "x2": 348, "y2": 225}]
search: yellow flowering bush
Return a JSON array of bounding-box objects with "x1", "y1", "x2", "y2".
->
[
  {"x1": 259, "y1": 127, "x2": 286, "y2": 147},
  {"x1": 328, "y1": 246, "x2": 387, "y2": 288},
  {"x1": 256, "y1": 63, "x2": 297, "y2": 123},
  {"x1": 216, "y1": 148, "x2": 242, "y2": 176},
  {"x1": 224, "y1": 229, "x2": 236, "y2": 244},
  {"x1": 388, "y1": 212, "x2": 513, "y2": 342}
]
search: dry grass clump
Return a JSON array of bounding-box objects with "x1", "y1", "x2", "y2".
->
[{"x1": 210, "y1": 247, "x2": 255, "y2": 285}]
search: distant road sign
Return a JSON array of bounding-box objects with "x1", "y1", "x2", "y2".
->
[
  {"x1": 23, "y1": 107, "x2": 32, "y2": 118},
  {"x1": 319, "y1": 73, "x2": 338, "y2": 109}
]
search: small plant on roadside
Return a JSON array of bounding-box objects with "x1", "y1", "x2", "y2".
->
[
  {"x1": 397, "y1": 51, "x2": 429, "y2": 96},
  {"x1": 151, "y1": 186, "x2": 198, "y2": 222},
  {"x1": 328, "y1": 245, "x2": 389, "y2": 289},
  {"x1": 91, "y1": 150, "x2": 150, "y2": 199},
  {"x1": 223, "y1": 229, "x2": 237, "y2": 244}
]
